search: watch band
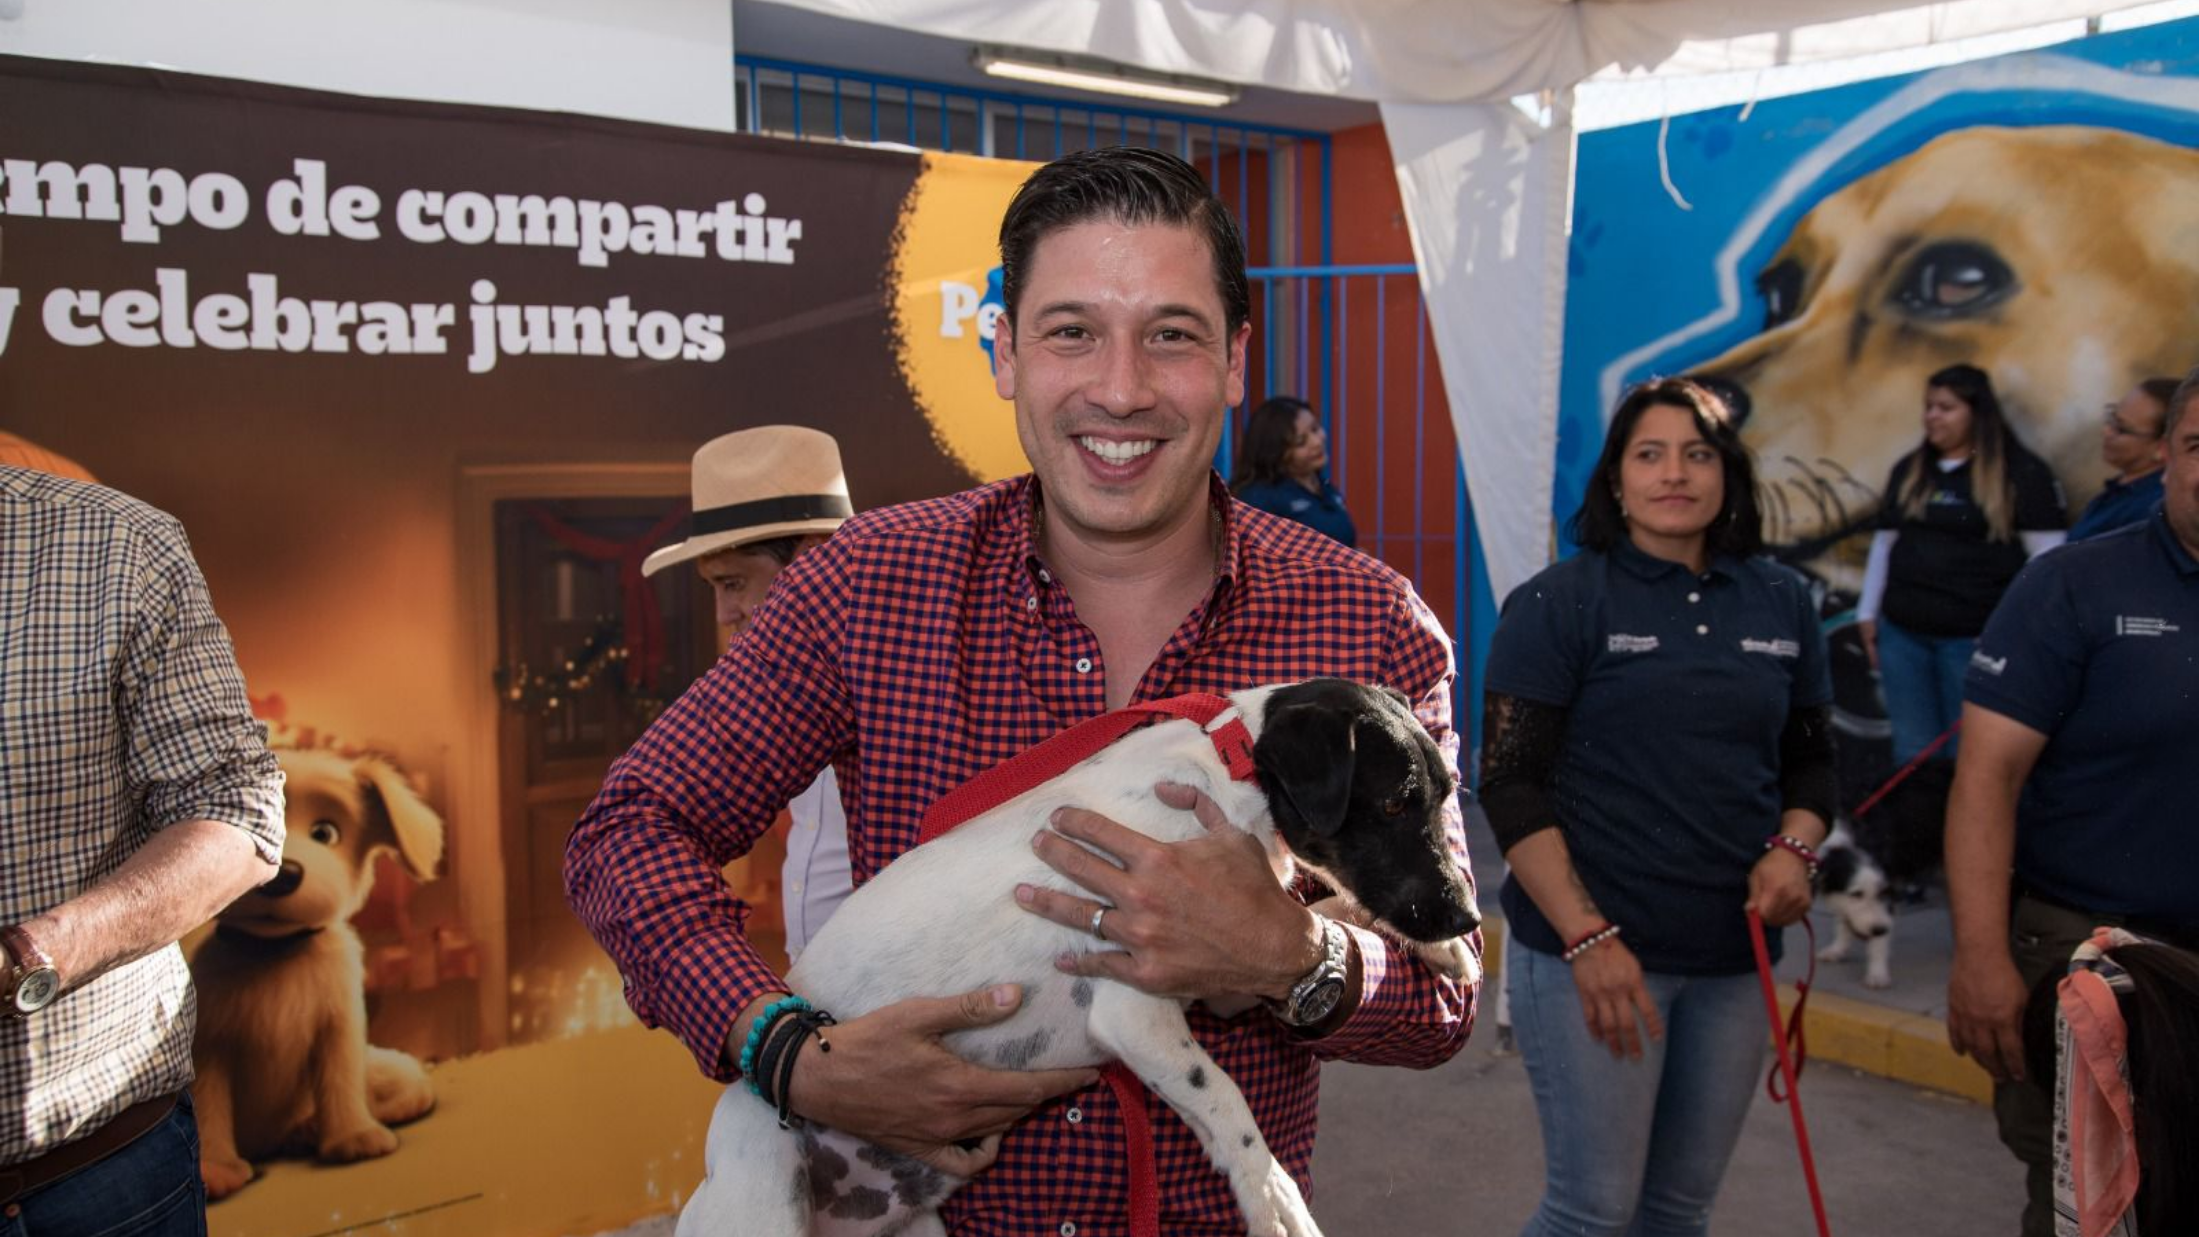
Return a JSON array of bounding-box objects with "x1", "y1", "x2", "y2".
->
[{"x1": 1273, "y1": 916, "x2": 1349, "y2": 1028}]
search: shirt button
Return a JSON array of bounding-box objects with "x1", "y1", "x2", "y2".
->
[
  {"x1": 1025, "y1": 595, "x2": 1039, "y2": 612},
  {"x1": 1060, "y1": 1224, "x2": 1078, "y2": 1237},
  {"x1": 1065, "y1": 1106, "x2": 1083, "y2": 1124},
  {"x1": 1040, "y1": 568, "x2": 1054, "y2": 583},
  {"x1": 789, "y1": 881, "x2": 803, "y2": 894},
  {"x1": 1074, "y1": 658, "x2": 1093, "y2": 674},
  {"x1": 1696, "y1": 624, "x2": 1709, "y2": 635},
  {"x1": 1687, "y1": 592, "x2": 1701, "y2": 603}
]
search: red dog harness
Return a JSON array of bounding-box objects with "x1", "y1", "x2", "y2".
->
[{"x1": 915, "y1": 692, "x2": 1259, "y2": 1237}]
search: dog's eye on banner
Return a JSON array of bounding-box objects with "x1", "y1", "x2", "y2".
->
[
  {"x1": 1892, "y1": 241, "x2": 2017, "y2": 319},
  {"x1": 1756, "y1": 259, "x2": 1806, "y2": 330}
]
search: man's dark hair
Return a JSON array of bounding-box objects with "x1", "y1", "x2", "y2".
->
[
  {"x1": 998, "y1": 146, "x2": 1249, "y2": 337},
  {"x1": 1568, "y1": 376, "x2": 1764, "y2": 559}
]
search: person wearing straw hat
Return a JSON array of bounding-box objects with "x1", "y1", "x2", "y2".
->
[
  {"x1": 641, "y1": 425, "x2": 855, "y2": 964},
  {"x1": 567, "y1": 146, "x2": 1473, "y2": 1232}
]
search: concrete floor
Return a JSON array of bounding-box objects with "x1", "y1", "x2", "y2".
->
[{"x1": 1308, "y1": 1036, "x2": 2020, "y2": 1237}]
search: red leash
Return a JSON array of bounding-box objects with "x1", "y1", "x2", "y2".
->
[
  {"x1": 1748, "y1": 909, "x2": 1832, "y2": 1237},
  {"x1": 917, "y1": 692, "x2": 1259, "y2": 1237},
  {"x1": 1850, "y1": 718, "x2": 1961, "y2": 820}
]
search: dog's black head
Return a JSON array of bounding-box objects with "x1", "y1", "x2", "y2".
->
[{"x1": 1251, "y1": 678, "x2": 1479, "y2": 943}]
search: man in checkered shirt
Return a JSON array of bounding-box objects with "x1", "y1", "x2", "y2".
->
[
  {"x1": 1, "y1": 466, "x2": 285, "y2": 1231},
  {"x1": 567, "y1": 146, "x2": 1478, "y2": 1236}
]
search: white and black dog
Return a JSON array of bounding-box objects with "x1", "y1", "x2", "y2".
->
[
  {"x1": 1814, "y1": 822, "x2": 1897, "y2": 990},
  {"x1": 677, "y1": 678, "x2": 1482, "y2": 1237}
]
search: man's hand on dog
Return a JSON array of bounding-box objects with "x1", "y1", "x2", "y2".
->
[
  {"x1": 764, "y1": 984, "x2": 1099, "y2": 1176},
  {"x1": 1016, "y1": 782, "x2": 1324, "y2": 1004}
]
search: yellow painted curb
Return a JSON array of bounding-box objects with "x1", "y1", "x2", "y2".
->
[{"x1": 1778, "y1": 988, "x2": 1994, "y2": 1104}]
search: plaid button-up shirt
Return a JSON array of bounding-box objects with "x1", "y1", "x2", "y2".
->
[
  {"x1": 568, "y1": 473, "x2": 1477, "y2": 1236},
  {"x1": 0, "y1": 467, "x2": 285, "y2": 1165}
]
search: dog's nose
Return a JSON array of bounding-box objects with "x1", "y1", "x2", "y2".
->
[
  {"x1": 260, "y1": 859, "x2": 304, "y2": 899},
  {"x1": 1444, "y1": 898, "x2": 1482, "y2": 938}
]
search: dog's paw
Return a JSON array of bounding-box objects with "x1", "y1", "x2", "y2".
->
[
  {"x1": 201, "y1": 1154, "x2": 255, "y2": 1199},
  {"x1": 1816, "y1": 942, "x2": 1852, "y2": 963},
  {"x1": 1863, "y1": 967, "x2": 1893, "y2": 990},
  {"x1": 1258, "y1": 1161, "x2": 1322, "y2": 1237},
  {"x1": 1416, "y1": 937, "x2": 1479, "y2": 985},
  {"x1": 318, "y1": 1121, "x2": 399, "y2": 1163}
]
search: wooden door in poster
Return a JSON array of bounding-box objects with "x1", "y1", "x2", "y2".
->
[{"x1": 492, "y1": 497, "x2": 789, "y2": 1046}]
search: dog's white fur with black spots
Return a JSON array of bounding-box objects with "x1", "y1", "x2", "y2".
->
[{"x1": 676, "y1": 678, "x2": 1481, "y2": 1237}]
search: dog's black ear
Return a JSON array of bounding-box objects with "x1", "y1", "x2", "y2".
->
[
  {"x1": 1377, "y1": 684, "x2": 1412, "y2": 711},
  {"x1": 1254, "y1": 703, "x2": 1357, "y2": 839}
]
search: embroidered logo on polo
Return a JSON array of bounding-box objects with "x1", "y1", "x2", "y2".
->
[
  {"x1": 1970, "y1": 650, "x2": 2008, "y2": 676},
  {"x1": 1738, "y1": 638, "x2": 1801, "y2": 658},
  {"x1": 1607, "y1": 634, "x2": 1660, "y2": 654},
  {"x1": 2115, "y1": 616, "x2": 2181, "y2": 637}
]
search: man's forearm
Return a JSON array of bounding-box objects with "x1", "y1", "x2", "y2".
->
[
  {"x1": 22, "y1": 818, "x2": 276, "y2": 989},
  {"x1": 1946, "y1": 752, "x2": 2023, "y2": 960}
]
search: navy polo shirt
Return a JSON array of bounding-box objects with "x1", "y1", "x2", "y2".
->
[
  {"x1": 1234, "y1": 478, "x2": 1358, "y2": 548},
  {"x1": 2067, "y1": 469, "x2": 2163, "y2": 542},
  {"x1": 1965, "y1": 509, "x2": 2199, "y2": 918},
  {"x1": 1488, "y1": 538, "x2": 1831, "y2": 976}
]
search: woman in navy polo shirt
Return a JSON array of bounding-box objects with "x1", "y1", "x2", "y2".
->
[
  {"x1": 1230, "y1": 396, "x2": 1358, "y2": 547},
  {"x1": 1857, "y1": 364, "x2": 2065, "y2": 767},
  {"x1": 1482, "y1": 378, "x2": 1836, "y2": 1237}
]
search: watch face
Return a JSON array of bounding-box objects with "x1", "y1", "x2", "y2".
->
[
  {"x1": 1293, "y1": 976, "x2": 1345, "y2": 1025},
  {"x1": 13, "y1": 967, "x2": 59, "y2": 1013}
]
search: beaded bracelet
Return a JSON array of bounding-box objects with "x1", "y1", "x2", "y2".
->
[
  {"x1": 1560, "y1": 922, "x2": 1621, "y2": 964},
  {"x1": 1764, "y1": 834, "x2": 1823, "y2": 879},
  {"x1": 739, "y1": 995, "x2": 812, "y2": 1095}
]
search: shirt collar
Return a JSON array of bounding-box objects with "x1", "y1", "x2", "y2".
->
[
  {"x1": 1610, "y1": 533, "x2": 1737, "y2": 583},
  {"x1": 2106, "y1": 467, "x2": 2165, "y2": 493},
  {"x1": 1017, "y1": 471, "x2": 1242, "y2": 591},
  {"x1": 2152, "y1": 505, "x2": 2199, "y2": 576}
]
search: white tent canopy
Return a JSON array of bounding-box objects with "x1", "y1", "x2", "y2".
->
[{"x1": 768, "y1": 0, "x2": 2156, "y2": 604}]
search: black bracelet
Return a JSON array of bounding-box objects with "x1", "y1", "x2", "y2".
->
[{"x1": 755, "y1": 1007, "x2": 837, "y2": 1128}]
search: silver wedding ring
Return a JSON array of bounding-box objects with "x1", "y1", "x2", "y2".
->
[{"x1": 1089, "y1": 905, "x2": 1109, "y2": 942}]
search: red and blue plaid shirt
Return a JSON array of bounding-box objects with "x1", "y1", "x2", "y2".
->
[{"x1": 567, "y1": 473, "x2": 1477, "y2": 1236}]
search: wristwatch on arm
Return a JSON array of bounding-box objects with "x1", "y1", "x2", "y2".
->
[
  {"x1": 1268, "y1": 915, "x2": 1349, "y2": 1028},
  {"x1": 1, "y1": 925, "x2": 62, "y2": 1017}
]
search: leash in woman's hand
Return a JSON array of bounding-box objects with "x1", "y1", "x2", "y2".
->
[{"x1": 1749, "y1": 908, "x2": 1833, "y2": 1237}]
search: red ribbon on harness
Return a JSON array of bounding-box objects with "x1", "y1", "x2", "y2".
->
[{"x1": 916, "y1": 692, "x2": 1258, "y2": 1237}]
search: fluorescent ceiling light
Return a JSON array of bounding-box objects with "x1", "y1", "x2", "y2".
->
[{"x1": 973, "y1": 46, "x2": 1240, "y2": 109}]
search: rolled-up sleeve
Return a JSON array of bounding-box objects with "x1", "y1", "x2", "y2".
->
[{"x1": 122, "y1": 522, "x2": 284, "y2": 864}]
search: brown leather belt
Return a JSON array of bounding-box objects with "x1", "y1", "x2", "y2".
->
[{"x1": 0, "y1": 1092, "x2": 178, "y2": 1208}]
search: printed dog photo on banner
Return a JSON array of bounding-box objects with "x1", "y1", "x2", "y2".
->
[
  {"x1": 1559, "y1": 19, "x2": 2199, "y2": 809},
  {"x1": 0, "y1": 54, "x2": 1028, "y2": 1235}
]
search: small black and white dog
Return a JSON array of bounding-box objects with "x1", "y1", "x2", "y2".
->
[
  {"x1": 676, "y1": 678, "x2": 1481, "y2": 1237},
  {"x1": 1815, "y1": 822, "x2": 1896, "y2": 990}
]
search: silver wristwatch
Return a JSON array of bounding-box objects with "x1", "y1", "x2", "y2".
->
[{"x1": 1270, "y1": 916, "x2": 1348, "y2": 1028}]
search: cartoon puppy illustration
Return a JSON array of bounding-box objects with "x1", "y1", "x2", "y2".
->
[
  {"x1": 1692, "y1": 125, "x2": 2199, "y2": 579},
  {"x1": 190, "y1": 748, "x2": 444, "y2": 1199}
]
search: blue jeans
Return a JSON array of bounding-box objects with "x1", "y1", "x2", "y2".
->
[
  {"x1": 4, "y1": 1093, "x2": 205, "y2": 1237},
  {"x1": 1874, "y1": 617, "x2": 1972, "y2": 765},
  {"x1": 1510, "y1": 938, "x2": 1767, "y2": 1237}
]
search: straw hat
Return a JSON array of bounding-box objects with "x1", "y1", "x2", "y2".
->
[{"x1": 640, "y1": 426, "x2": 852, "y2": 578}]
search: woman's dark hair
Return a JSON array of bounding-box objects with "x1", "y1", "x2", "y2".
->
[
  {"x1": 1567, "y1": 377, "x2": 1763, "y2": 558},
  {"x1": 1897, "y1": 363, "x2": 2031, "y2": 541},
  {"x1": 2023, "y1": 941, "x2": 2199, "y2": 1234},
  {"x1": 998, "y1": 146, "x2": 1249, "y2": 338},
  {"x1": 1229, "y1": 397, "x2": 1317, "y2": 492}
]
